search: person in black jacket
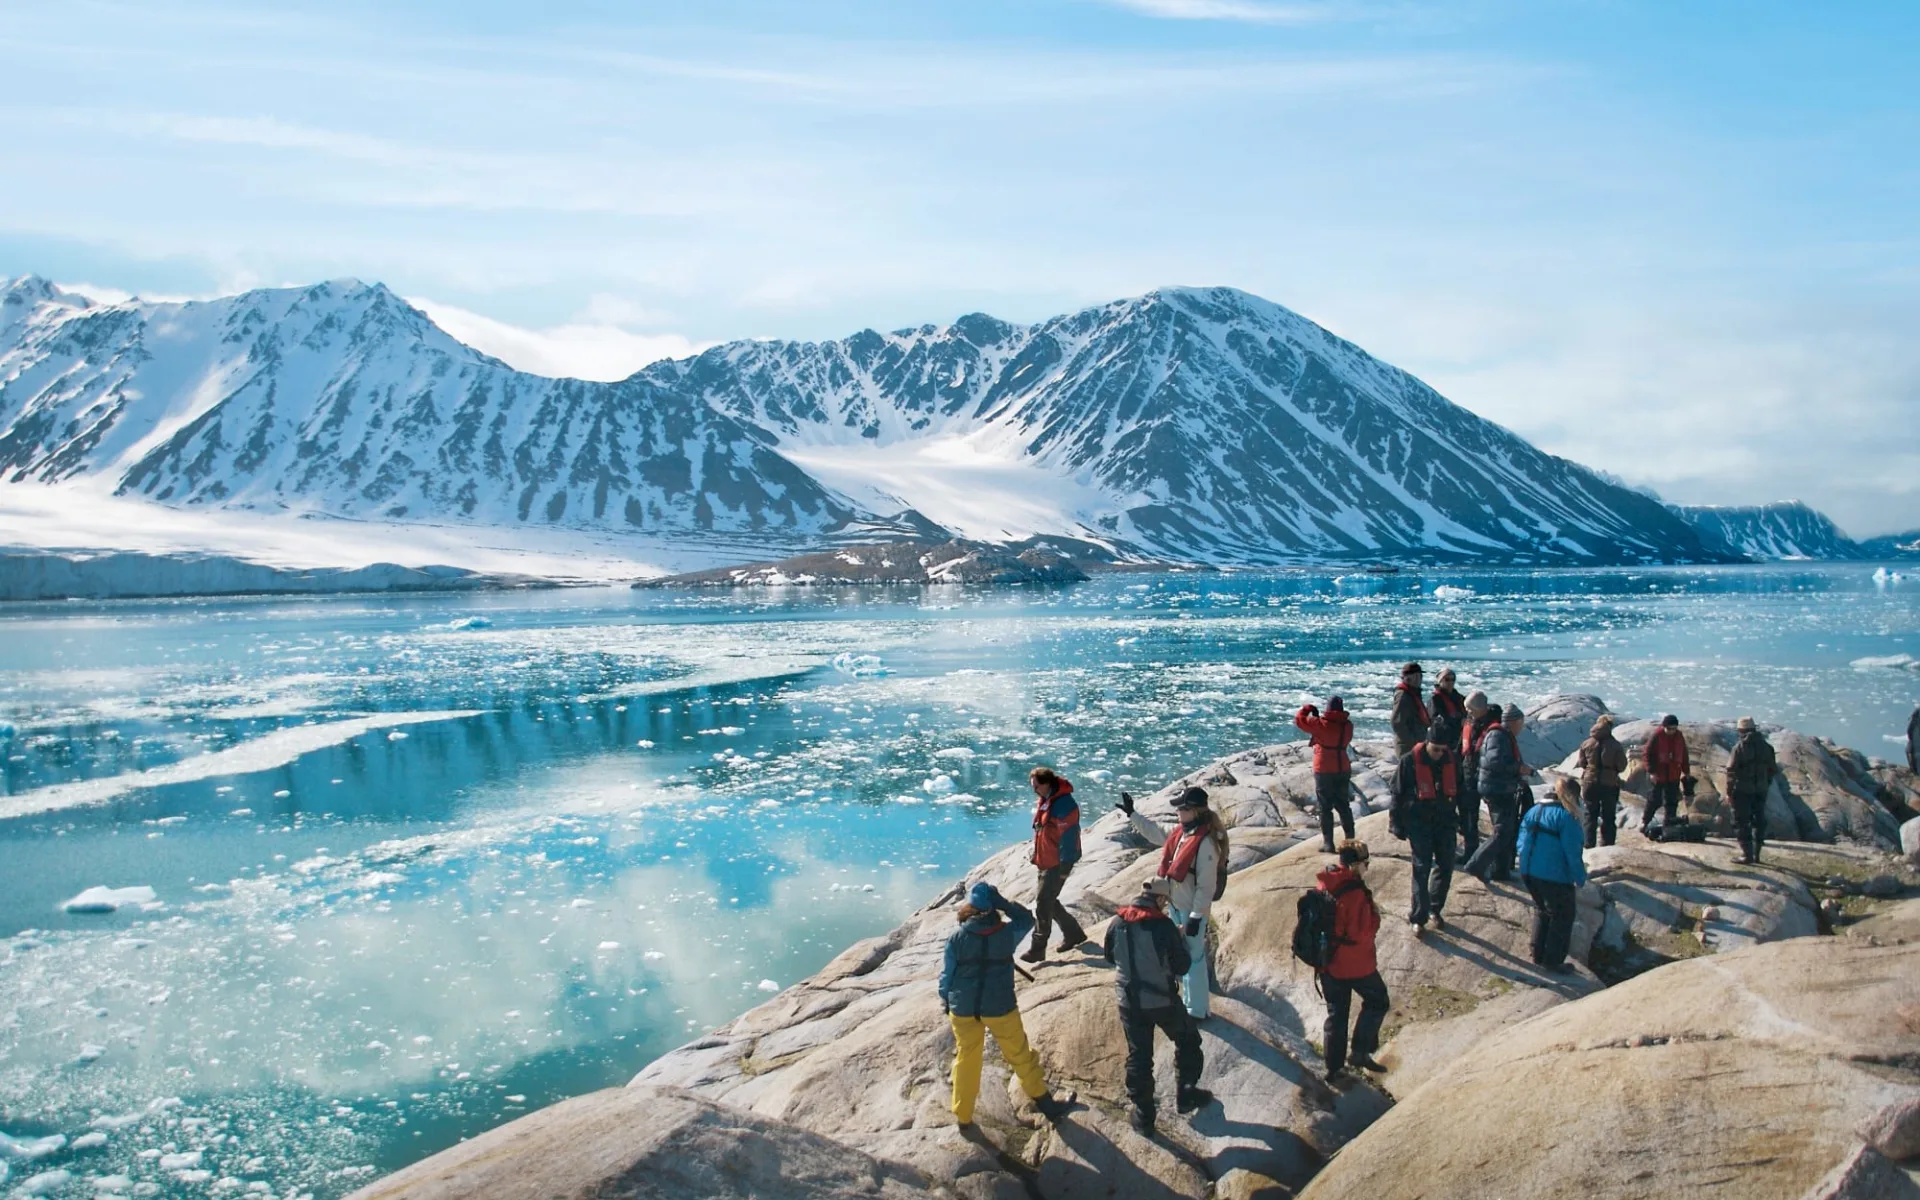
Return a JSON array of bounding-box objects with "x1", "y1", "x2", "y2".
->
[
  {"x1": 1725, "y1": 717, "x2": 1779, "y2": 864},
  {"x1": 1392, "y1": 724, "x2": 1459, "y2": 932},
  {"x1": 1456, "y1": 692, "x2": 1498, "y2": 859},
  {"x1": 1908, "y1": 704, "x2": 1919, "y2": 774},
  {"x1": 1104, "y1": 877, "x2": 1212, "y2": 1137}
]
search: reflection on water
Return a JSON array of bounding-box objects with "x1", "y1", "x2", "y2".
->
[{"x1": 0, "y1": 566, "x2": 1914, "y2": 1197}]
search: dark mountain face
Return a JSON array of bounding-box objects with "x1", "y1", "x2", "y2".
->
[
  {"x1": 0, "y1": 275, "x2": 1728, "y2": 564},
  {"x1": 643, "y1": 287, "x2": 1720, "y2": 563},
  {"x1": 1670, "y1": 502, "x2": 1865, "y2": 561}
]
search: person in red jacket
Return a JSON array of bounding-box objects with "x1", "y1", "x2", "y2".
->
[
  {"x1": 1641, "y1": 714, "x2": 1691, "y2": 835},
  {"x1": 1023, "y1": 766, "x2": 1087, "y2": 962},
  {"x1": 1316, "y1": 840, "x2": 1389, "y2": 1080},
  {"x1": 1295, "y1": 696, "x2": 1356, "y2": 853}
]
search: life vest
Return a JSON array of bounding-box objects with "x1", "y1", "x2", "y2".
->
[
  {"x1": 1432, "y1": 688, "x2": 1466, "y2": 723},
  {"x1": 1159, "y1": 822, "x2": 1208, "y2": 883},
  {"x1": 1396, "y1": 682, "x2": 1431, "y2": 730},
  {"x1": 1413, "y1": 749, "x2": 1457, "y2": 800}
]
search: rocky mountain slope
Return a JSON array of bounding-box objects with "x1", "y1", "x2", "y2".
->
[
  {"x1": 0, "y1": 276, "x2": 859, "y2": 546},
  {"x1": 1671, "y1": 500, "x2": 1866, "y2": 560},
  {"x1": 1, "y1": 275, "x2": 1729, "y2": 567},
  {"x1": 354, "y1": 695, "x2": 1920, "y2": 1200}
]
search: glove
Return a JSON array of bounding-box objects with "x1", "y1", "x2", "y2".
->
[
  {"x1": 1117, "y1": 791, "x2": 1135, "y2": 815},
  {"x1": 1184, "y1": 916, "x2": 1202, "y2": 938},
  {"x1": 1304, "y1": 704, "x2": 1319, "y2": 717}
]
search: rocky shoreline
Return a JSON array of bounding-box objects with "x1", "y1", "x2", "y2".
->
[{"x1": 352, "y1": 697, "x2": 1920, "y2": 1200}]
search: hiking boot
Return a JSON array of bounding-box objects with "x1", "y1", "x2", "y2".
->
[
  {"x1": 1175, "y1": 1087, "x2": 1214, "y2": 1114},
  {"x1": 1129, "y1": 1107, "x2": 1155, "y2": 1137},
  {"x1": 1351, "y1": 1053, "x2": 1387, "y2": 1074},
  {"x1": 1409, "y1": 913, "x2": 1427, "y2": 931},
  {"x1": 1019, "y1": 945, "x2": 1045, "y2": 964},
  {"x1": 1055, "y1": 928, "x2": 1087, "y2": 952},
  {"x1": 1430, "y1": 913, "x2": 1448, "y2": 931},
  {"x1": 1324, "y1": 1065, "x2": 1351, "y2": 1084},
  {"x1": 1321, "y1": 838, "x2": 1336, "y2": 854},
  {"x1": 1032, "y1": 1094, "x2": 1069, "y2": 1123}
]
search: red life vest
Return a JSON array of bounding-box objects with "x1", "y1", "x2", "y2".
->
[
  {"x1": 1159, "y1": 823, "x2": 1208, "y2": 882},
  {"x1": 1413, "y1": 749, "x2": 1457, "y2": 800},
  {"x1": 1432, "y1": 687, "x2": 1466, "y2": 723},
  {"x1": 1461, "y1": 714, "x2": 1495, "y2": 759}
]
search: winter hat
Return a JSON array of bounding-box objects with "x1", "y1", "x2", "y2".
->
[
  {"x1": 1465, "y1": 690, "x2": 1489, "y2": 714},
  {"x1": 1426, "y1": 721, "x2": 1452, "y2": 746},
  {"x1": 1504, "y1": 703, "x2": 1526, "y2": 722},
  {"x1": 967, "y1": 881, "x2": 996, "y2": 910},
  {"x1": 1337, "y1": 839, "x2": 1371, "y2": 866},
  {"x1": 1662, "y1": 714, "x2": 1680, "y2": 728},
  {"x1": 1326, "y1": 696, "x2": 1345, "y2": 713},
  {"x1": 1402, "y1": 662, "x2": 1424, "y2": 677},
  {"x1": 1736, "y1": 716, "x2": 1757, "y2": 733},
  {"x1": 1175, "y1": 786, "x2": 1210, "y2": 810}
]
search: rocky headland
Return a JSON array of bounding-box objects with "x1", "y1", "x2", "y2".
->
[
  {"x1": 352, "y1": 696, "x2": 1920, "y2": 1200},
  {"x1": 637, "y1": 540, "x2": 1096, "y2": 588}
]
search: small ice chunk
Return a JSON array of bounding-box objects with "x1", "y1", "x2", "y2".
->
[
  {"x1": 229, "y1": 808, "x2": 253, "y2": 816},
  {"x1": 569, "y1": 899, "x2": 595, "y2": 909},
  {"x1": 448, "y1": 616, "x2": 493, "y2": 630},
  {"x1": 91, "y1": 1112, "x2": 144, "y2": 1131},
  {"x1": 272, "y1": 790, "x2": 291, "y2": 798},
  {"x1": 636, "y1": 739, "x2": 655, "y2": 748},
  {"x1": 757, "y1": 979, "x2": 780, "y2": 992},
  {"x1": 19, "y1": 1169, "x2": 72, "y2": 1195},
  {"x1": 388, "y1": 730, "x2": 410, "y2": 741},
  {"x1": 921, "y1": 774, "x2": 957, "y2": 795},
  {"x1": 643, "y1": 950, "x2": 665, "y2": 960},
  {"x1": 0, "y1": 1132, "x2": 67, "y2": 1159},
  {"x1": 1433, "y1": 585, "x2": 1475, "y2": 601},
  {"x1": 74, "y1": 1043, "x2": 106, "y2": 1063},
  {"x1": 505, "y1": 1094, "x2": 527, "y2": 1103},
  {"x1": 63, "y1": 885, "x2": 156, "y2": 914},
  {"x1": 597, "y1": 941, "x2": 620, "y2": 950},
  {"x1": 69, "y1": 1131, "x2": 107, "y2": 1151},
  {"x1": 159, "y1": 1151, "x2": 203, "y2": 1170}
]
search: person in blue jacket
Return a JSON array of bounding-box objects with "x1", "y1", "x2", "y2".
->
[
  {"x1": 939, "y1": 881, "x2": 1068, "y2": 1127},
  {"x1": 1516, "y1": 778, "x2": 1589, "y2": 973}
]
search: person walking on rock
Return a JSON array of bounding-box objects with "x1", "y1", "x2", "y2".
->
[
  {"x1": 1463, "y1": 704, "x2": 1532, "y2": 883},
  {"x1": 1725, "y1": 717, "x2": 1779, "y2": 865},
  {"x1": 940, "y1": 882, "x2": 1069, "y2": 1126},
  {"x1": 1316, "y1": 841, "x2": 1389, "y2": 1079},
  {"x1": 1391, "y1": 725, "x2": 1458, "y2": 932},
  {"x1": 1457, "y1": 692, "x2": 1498, "y2": 860},
  {"x1": 1517, "y1": 779, "x2": 1587, "y2": 973},
  {"x1": 1907, "y1": 704, "x2": 1918, "y2": 774},
  {"x1": 1024, "y1": 766, "x2": 1087, "y2": 962},
  {"x1": 1117, "y1": 787, "x2": 1226, "y2": 1020},
  {"x1": 1577, "y1": 715, "x2": 1629, "y2": 848},
  {"x1": 1104, "y1": 877, "x2": 1212, "y2": 1137},
  {"x1": 1391, "y1": 663, "x2": 1431, "y2": 758},
  {"x1": 1429, "y1": 668, "x2": 1468, "y2": 750},
  {"x1": 1295, "y1": 697, "x2": 1356, "y2": 852},
  {"x1": 1642, "y1": 714, "x2": 1691, "y2": 834}
]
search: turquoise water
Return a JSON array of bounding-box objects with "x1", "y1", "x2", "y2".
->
[{"x1": 0, "y1": 566, "x2": 1915, "y2": 1197}]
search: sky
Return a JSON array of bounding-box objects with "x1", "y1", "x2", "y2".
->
[{"x1": 1, "y1": 0, "x2": 1916, "y2": 535}]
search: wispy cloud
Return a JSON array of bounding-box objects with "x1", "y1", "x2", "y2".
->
[
  {"x1": 409, "y1": 298, "x2": 708, "y2": 382},
  {"x1": 1097, "y1": 0, "x2": 1350, "y2": 23}
]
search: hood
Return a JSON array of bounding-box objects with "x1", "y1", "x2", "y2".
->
[
  {"x1": 1047, "y1": 778, "x2": 1075, "y2": 799},
  {"x1": 1317, "y1": 864, "x2": 1361, "y2": 892},
  {"x1": 1395, "y1": 681, "x2": 1420, "y2": 694},
  {"x1": 1117, "y1": 904, "x2": 1164, "y2": 924},
  {"x1": 961, "y1": 913, "x2": 1005, "y2": 936}
]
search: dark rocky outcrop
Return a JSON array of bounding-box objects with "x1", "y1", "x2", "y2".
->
[{"x1": 638, "y1": 540, "x2": 1090, "y2": 588}]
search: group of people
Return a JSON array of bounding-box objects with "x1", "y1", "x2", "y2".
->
[{"x1": 940, "y1": 673, "x2": 1800, "y2": 1137}]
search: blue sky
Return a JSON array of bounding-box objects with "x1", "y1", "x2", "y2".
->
[{"x1": 2, "y1": 0, "x2": 1916, "y2": 534}]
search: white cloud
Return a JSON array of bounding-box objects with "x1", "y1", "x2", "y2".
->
[
  {"x1": 1097, "y1": 0, "x2": 1347, "y2": 22},
  {"x1": 409, "y1": 299, "x2": 708, "y2": 382}
]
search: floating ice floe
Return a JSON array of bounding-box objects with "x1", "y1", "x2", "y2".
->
[
  {"x1": 922, "y1": 774, "x2": 957, "y2": 795},
  {"x1": 1086, "y1": 768, "x2": 1113, "y2": 782},
  {"x1": 68, "y1": 1132, "x2": 107, "y2": 1151},
  {"x1": 757, "y1": 979, "x2": 780, "y2": 992},
  {"x1": 18, "y1": 1168, "x2": 71, "y2": 1195},
  {"x1": 388, "y1": 730, "x2": 410, "y2": 741},
  {"x1": 1433, "y1": 585, "x2": 1475, "y2": 601},
  {"x1": 831, "y1": 652, "x2": 887, "y2": 677},
  {"x1": 447, "y1": 616, "x2": 493, "y2": 630},
  {"x1": 62, "y1": 885, "x2": 157, "y2": 914},
  {"x1": 0, "y1": 1132, "x2": 67, "y2": 1160},
  {"x1": 1851, "y1": 653, "x2": 1917, "y2": 671}
]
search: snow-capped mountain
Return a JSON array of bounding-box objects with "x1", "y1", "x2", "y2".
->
[
  {"x1": 1669, "y1": 502, "x2": 1863, "y2": 561},
  {"x1": 1, "y1": 275, "x2": 1726, "y2": 566},
  {"x1": 0, "y1": 276, "x2": 855, "y2": 540},
  {"x1": 644, "y1": 287, "x2": 1715, "y2": 563}
]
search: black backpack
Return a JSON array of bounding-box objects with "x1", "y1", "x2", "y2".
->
[
  {"x1": 1292, "y1": 885, "x2": 1348, "y2": 971},
  {"x1": 1650, "y1": 816, "x2": 1709, "y2": 844}
]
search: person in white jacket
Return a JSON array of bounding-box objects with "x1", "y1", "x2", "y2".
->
[{"x1": 1116, "y1": 786, "x2": 1226, "y2": 1020}]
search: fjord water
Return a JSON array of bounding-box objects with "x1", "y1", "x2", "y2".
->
[{"x1": 1, "y1": 567, "x2": 1915, "y2": 1197}]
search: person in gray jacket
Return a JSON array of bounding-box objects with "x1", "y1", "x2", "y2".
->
[
  {"x1": 1725, "y1": 717, "x2": 1779, "y2": 864},
  {"x1": 1104, "y1": 877, "x2": 1212, "y2": 1137}
]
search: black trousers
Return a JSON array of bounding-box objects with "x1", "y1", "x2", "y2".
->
[
  {"x1": 1032, "y1": 865, "x2": 1085, "y2": 949},
  {"x1": 1582, "y1": 783, "x2": 1619, "y2": 848},
  {"x1": 1456, "y1": 786, "x2": 1481, "y2": 858},
  {"x1": 1321, "y1": 971, "x2": 1390, "y2": 1073},
  {"x1": 1524, "y1": 875, "x2": 1577, "y2": 967},
  {"x1": 1122, "y1": 1004, "x2": 1204, "y2": 1119},
  {"x1": 1464, "y1": 791, "x2": 1520, "y2": 881},
  {"x1": 1315, "y1": 773, "x2": 1355, "y2": 846},
  {"x1": 1405, "y1": 803, "x2": 1456, "y2": 923},
  {"x1": 1642, "y1": 781, "x2": 1680, "y2": 832},
  {"x1": 1731, "y1": 791, "x2": 1768, "y2": 862}
]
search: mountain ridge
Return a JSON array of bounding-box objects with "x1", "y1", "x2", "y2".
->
[{"x1": 2, "y1": 274, "x2": 1743, "y2": 566}]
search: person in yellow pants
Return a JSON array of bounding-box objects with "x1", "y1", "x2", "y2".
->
[{"x1": 940, "y1": 881, "x2": 1068, "y2": 1126}]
